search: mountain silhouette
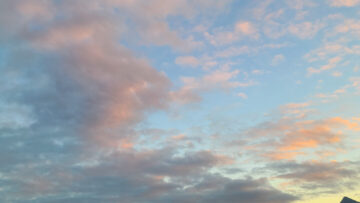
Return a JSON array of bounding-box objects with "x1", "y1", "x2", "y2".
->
[{"x1": 341, "y1": 197, "x2": 359, "y2": 203}]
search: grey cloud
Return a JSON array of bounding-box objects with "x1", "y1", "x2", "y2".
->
[
  {"x1": 0, "y1": 1, "x2": 297, "y2": 203},
  {"x1": 0, "y1": 147, "x2": 297, "y2": 203},
  {"x1": 155, "y1": 176, "x2": 297, "y2": 203},
  {"x1": 264, "y1": 161, "x2": 360, "y2": 193}
]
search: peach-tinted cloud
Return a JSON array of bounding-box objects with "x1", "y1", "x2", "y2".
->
[
  {"x1": 305, "y1": 41, "x2": 360, "y2": 63},
  {"x1": 1, "y1": 0, "x2": 172, "y2": 150},
  {"x1": 243, "y1": 113, "x2": 360, "y2": 161},
  {"x1": 329, "y1": 117, "x2": 360, "y2": 131},
  {"x1": 288, "y1": 21, "x2": 324, "y2": 39},
  {"x1": 329, "y1": 0, "x2": 360, "y2": 7},
  {"x1": 235, "y1": 21, "x2": 258, "y2": 35},
  {"x1": 283, "y1": 102, "x2": 310, "y2": 109},
  {"x1": 205, "y1": 21, "x2": 258, "y2": 46},
  {"x1": 307, "y1": 56, "x2": 342, "y2": 75},
  {"x1": 106, "y1": 0, "x2": 231, "y2": 51},
  {"x1": 275, "y1": 117, "x2": 359, "y2": 154},
  {"x1": 175, "y1": 56, "x2": 200, "y2": 67},
  {"x1": 277, "y1": 123, "x2": 342, "y2": 151},
  {"x1": 171, "y1": 64, "x2": 255, "y2": 104},
  {"x1": 16, "y1": 0, "x2": 54, "y2": 20},
  {"x1": 314, "y1": 77, "x2": 360, "y2": 102},
  {"x1": 175, "y1": 55, "x2": 218, "y2": 69},
  {"x1": 2, "y1": 1, "x2": 360, "y2": 202},
  {"x1": 265, "y1": 151, "x2": 305, "y2": 160},
  {"x1": 350, "y1": 77, "x2": 360, "y2": 89},
  {"x1": 278, "y1": 102, "x2": 313, "y2": 119},
  {"x1": 334, "y1": 19, "x2": 360, "y2": 37},
  {"x1": 237, "y1": 92, "x2": 248, "y2": 99},
  {"x1": 214, "y1": 43, "x2": 288, "y2": 58},
  {"x1": 14, "y1": 0, "x2": 229, "y2": 52},
  {"x1": 172, "y1": 134, "x2": 187, "y2": 140},
  {"x1": 272, "y1": 54, "x2": 285, "y2": 65}
]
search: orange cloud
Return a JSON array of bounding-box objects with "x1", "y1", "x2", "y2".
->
[
  {"x1": 251, "y1": 116, "x2": 360, "y2": 160},
  {"x1": 279, "y1": 126, "x2": 341, "y2": 151},
  {"x1": 328, "y1": 117, "x2": 360, "y2": 131},
  {"x1": 172, "y1": 134, "x2": 187, "y2": 140},
  {"x1": 265, "y1": 151, "x2": 305, "y2": 160}
]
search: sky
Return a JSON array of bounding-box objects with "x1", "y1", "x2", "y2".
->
[{"x1": 0, "y1": 0, "x2": 360, "y2": 202}]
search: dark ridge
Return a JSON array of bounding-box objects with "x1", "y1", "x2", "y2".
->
[{"x1": 341, "y1": 197, "x2": 359, "y2": 203}]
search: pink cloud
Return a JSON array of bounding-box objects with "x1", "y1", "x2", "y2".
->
[
  {"x1": 329, "y1": 0, "x2": 360, "y2": 7},
  {"x1": 334, "y1": 19, "x2": 360, "y2": 36},
  {"x1": 175, "y1": 56, "x2": 200, "y2": 67},
  {"x1": 235, "y1": 21, "x2": 258, "y2": 35},
  {"x1": 288, "y1": 21, "x2": 324, "y2": 39},
  {"x1": 205, "y1": 21, "x2": 258, "y2": 46}
]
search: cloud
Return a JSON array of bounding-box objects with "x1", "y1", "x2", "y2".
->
[
  {"x1": 239, "y1": 101, "x2": 360, "y2": 161},
  {"x1": 205, "y1": 21, "x2": 258, "y2": 46},
  {"x1": 350, "y1": 77, "x2": 360, "y2": 90},
  {"x1": 106, "y1": 0, "x2": 230, "y2": 51},
  {"x1": 215, "y1": 46, "x2": 252, "y2": 58},
  {"x1": 288, "y1": 21, "x2": 324, "y2": 39},
  {"x1": 307, "y1": 56, "x2": 342, "y2": 75},
  {"x1": 334, "y1": 19, "x2": 360, "y2": 36},
  {"x1": 2, "y1": 145, "x2": 298, "y2": 203},
  {"x1": 0, "y1": 0, "x2": 176, "y2": 147},
  {"x1": 235, "y1": 21, "x2": 258, "y2": 35},
  {"x1": 305, "y1": 42, "x2": 360, "y2": 62},
  {"x1": 272, "y1": 54, "x2": 285, "y2": 66},
  {"x1": 255, "y1": 2, "x2": 324, "y2": 40},
  {"x1": 332, "y1": 71, "x2": 343, "y2": 77},
  {"x1": 1, "y1": 1, "x2": 360, "y2": 202},
  {"x1": 171, "y1": 64, "x2": 255, "y2": 104},
  {"x1": 4, "y1": 0, "x2": 229, "y2": 52},
  {"x1": 80, "y1": 148, "x2": 234, "y2": 178},
  {"x1": 314, "y1": 77, "x2": 360, "y2": 102},
  {"x1": 214, "y1": 43, "x2": 289, "y2": 58},
  {"x1": 329, "y1": 0, "x2": 360, "y2": 7},
  {"x1": 270, "y1": 117, "x2": 359, "y2": 159},
  {"x1": 174, "y1": 55, "x2": 218, "y2": 70},
  {"x1": 202, "y1": 177, "x2": 298, "y2": 203},
  {"x1": 266, "y1": 161, "x2": 360, "y2": 195},
  {"x1": 0, "y1": 102, "x2": 36, "y2": 130},
  {"x1": 0, "y1": 0, "x2": 174, "y2": 201},
  {"x1": 175, "y1": 56, "x2": 200, "y2": 67},
  {"x1": 285, "y1": 0, "x2": 317, "y2": 10},
  {"x1": 252, "y1": 69, "x2": 265, "y2": 75},
  {"x1": 237, "y1": 92, "x2": 248, "y2": 99},
  {"x1": 0, "y1": 2, "x2": 293, "y2": 202}
]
